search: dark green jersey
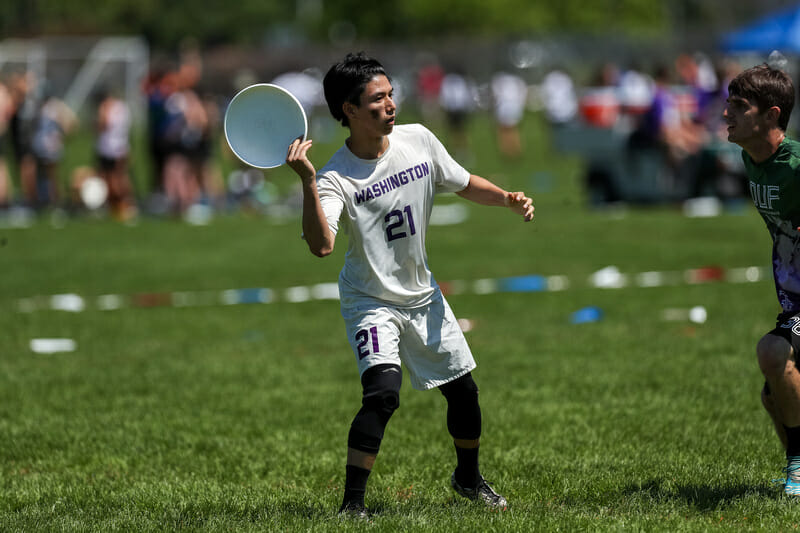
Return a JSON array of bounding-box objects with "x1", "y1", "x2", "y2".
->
[{"x1": 744, "y1": 137, "x2": 800, "y2": 311}]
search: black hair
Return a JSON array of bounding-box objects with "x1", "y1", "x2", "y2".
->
[
  {"x1": 323, "y1": 52, "x2": 390, "y2": 127},
  {"x1": 729, "y1": 63, "x2": 795, "y2": 131}
]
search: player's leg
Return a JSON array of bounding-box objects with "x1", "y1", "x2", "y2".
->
[
  {"x1": 439, "y1": 373, "x2": 482, "y2": 486},
  {"x1": 757, "y1": 332, "x2": 800, "y2": 431},
  {"x1": 757, "y1": 320, "x2": 800, "y2": 495},
  {"x1": 439, "y1": 373, "x2": 507, "y2": 509},
  {"x1": 762, "y1": 382, "x2": 788, "y2": 450},
  {"x1": 339, "y1": 305, "x2": 403, "y2": 516},
  {"x1": 401, "y1": 293, "x2": 506, "y2": 508},
  {"x1": 340, "y1": 363, "x2": 402, "y2": 515}
]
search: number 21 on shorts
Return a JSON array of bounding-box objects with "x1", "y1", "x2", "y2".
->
[{"x1": 355, "y1": 326, "x2": 380, "y2": 359}]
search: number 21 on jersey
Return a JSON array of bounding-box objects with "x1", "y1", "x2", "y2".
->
[{"x1": 385, "y1": 204, "x2": 416, "y2": 242}]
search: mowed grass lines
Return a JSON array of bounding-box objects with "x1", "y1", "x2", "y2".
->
[{"x1": 1, "y1": 113, "x2": 795, "y2": 531}]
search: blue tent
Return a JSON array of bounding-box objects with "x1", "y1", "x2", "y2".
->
[{"x1": 722, "y1": 4, "x2": 800, "y2": 54}]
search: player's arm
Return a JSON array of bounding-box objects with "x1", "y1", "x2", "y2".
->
[
  {"x1": 456, "y1": 174, "x2": 535, "y2": 222},
  {"x1": 286, "y1": 138, "x2": 335, "y2": 257}
]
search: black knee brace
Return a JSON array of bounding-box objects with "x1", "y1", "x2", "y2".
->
[
  {"x1": 439, "y1": 372, "x2": 481, "y2": 440},
  {"x1": 347, "y1": 364, "x2": 402, "y2": 454}
]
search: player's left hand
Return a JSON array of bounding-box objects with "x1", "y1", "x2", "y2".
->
[{"x1": 505, "y1": 192, "x2": 534, "y2": 222}]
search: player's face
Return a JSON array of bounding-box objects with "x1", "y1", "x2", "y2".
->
[
  {"x1": 351, "y1": 75, "x2": 396, "y2": 137},
  {"x1": 724, "y1": 94, "x2": 768, "y2": 146}
]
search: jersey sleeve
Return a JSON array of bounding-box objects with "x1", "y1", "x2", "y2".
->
[
  {"x1": 316, "y1": 173, "x2": 345, "y2": 236},
  {"x1": 420, "y1": 125, "x2": 470, "y2": 193}
]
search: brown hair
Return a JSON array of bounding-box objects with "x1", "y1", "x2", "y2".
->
[{"x1": 728, "y1": 64, "x2": 795, "y2": 131}]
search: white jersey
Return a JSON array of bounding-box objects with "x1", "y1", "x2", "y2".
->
[{"x1": 317, "y1": 123, "x2": 470, "y2": 308}]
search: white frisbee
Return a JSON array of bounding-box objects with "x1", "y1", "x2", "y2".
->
[{"x1": 224, "y1": 83, "x2": 308, "y2": 169}]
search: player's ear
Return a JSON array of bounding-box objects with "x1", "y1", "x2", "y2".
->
[
  {"x1": 767, "y1": 105, "x2": 782, "y2": 125},
  {"x1": 343, "y1": 102, "x2": 357, "y2": 119}
]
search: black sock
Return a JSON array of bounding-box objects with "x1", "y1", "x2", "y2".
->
[
  {"x1": 454, "y1": 445, "x2": 480, "y2": 488},
  {"x1": 341, "y1": 465, "x2": 371, "y2": 508},
  {"x1": 786, "y1": 425, "x2": 800, "y2": 458}
]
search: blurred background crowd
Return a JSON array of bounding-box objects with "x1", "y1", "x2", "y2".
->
[{"x1": 0, "y1": 0, "x2": 798, "y2": 225}]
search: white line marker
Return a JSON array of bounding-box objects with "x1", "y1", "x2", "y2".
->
[
  {"x1": 30, "y1": 338, "x2": 76, "y2": 354},
  {"x1": 50, "y1": 294, "x2": 85, "y2": 312}
]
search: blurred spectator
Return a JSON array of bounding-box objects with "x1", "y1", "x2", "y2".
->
[
  {"x1": 438, "y1": 68, "x2": 478, "y2": 161},
  {"x1": 271, "y1": 69, "x2": 325, "y2": 118},
  {"x1": 415, "y1": 54, "x2": 445, "y2": 122},
  {"x1": 628, "y1": 64, "x2": 703, "y2": 174},
  {"x1": 29, "y1": 88, "x2": 77, "y2": 209},
  {"x1": 594, "y1": 62, "x2": 620, "y2": 87},
  {"x1": 557, "y1": 55, "x2": 750, "y2": 205},
  {"x1": 0, "y1": 79, "x2": 13, "y2": 207},
  {"x1": 143, "y1": 62, "x2": 179, "y2": 200},
  {"x1": 540, "y1": 69, "x2": 578, "y2": 125},
  {"x1": 8, "y1": 71, "x2": 38, "y2": 209},
  {"x1": 688, "y1": 57, "x2": 748, "y2": 199},
  {"x1": 95, "y1": 87, "x2": 137, "y2": 221},
  {"x1": 490, "y1": 71, "x2": 528, "y2": 159},
  {"x1": 161, "y1": 61, "x2": 209, "y2": 215},
  {"x1": 617, "y1": 63, "x2": 654, "y2": 118},
  {"x1": 271, "y1": 68, "x2": 328, "y2": 161},
  {"x1": 675, "y1": 52, "x2": 718, "y2": 124},
  {"x1": 196, "y1": 91, "x2": 225, "y2": 210},
  {"x1": 578, "y1": 63, "x2": 621, "y2": 129}
]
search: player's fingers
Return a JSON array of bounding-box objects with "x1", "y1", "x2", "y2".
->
[
  {"x1": 512, "y1": 191, "x2": 530, "y2": 205},
  {"x1": 509, "y1": 193, "x2": 532, "y2": 209},
  {"x1": 297, "y1": 139, "x2": 313, "y2": 157},
  {"x1": 287, "y1": 138, "x2": 301, "y2": 159},
  {"x1": 287, "y1": 139, "x2": 312, "y2": 162},
  {"x1": 520, "y1": 199, "x2": 534, "y2": 221}
]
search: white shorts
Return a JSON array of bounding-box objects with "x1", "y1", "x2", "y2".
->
[{"x1": 341, "y1": 291, "x2": 475, "y2": 390}]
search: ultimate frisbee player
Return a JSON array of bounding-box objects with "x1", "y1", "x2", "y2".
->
[
  {"x1": 285, "y1": 53, "x2": 534, "y2": 516},
  {"x1": 725, "y1": 63, "x2": 800, "y2": 495}
]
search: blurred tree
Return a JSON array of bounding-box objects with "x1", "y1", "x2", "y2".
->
[
  {"x1": 0, "y1": 0, "x2": 795, "y2": 50},
  {"x1": 0, "y1": 0, "x2": 292, "y2": 47}
]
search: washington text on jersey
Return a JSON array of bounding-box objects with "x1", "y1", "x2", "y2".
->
[{"x1": 354, "y1": 161, "x2": 432, "y2": 205}]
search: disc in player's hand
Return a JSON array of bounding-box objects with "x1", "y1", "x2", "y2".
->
[{"x1": 224, "y1": 83, "x2": 308, "y2": 169}]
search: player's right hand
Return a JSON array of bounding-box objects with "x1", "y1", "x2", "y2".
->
[
  {"x1": 505, "y1": 191, "x2": 535, "y2": 222},
  {"x1": 286, "y1": 137, "x2": 316, "y2": 183}
]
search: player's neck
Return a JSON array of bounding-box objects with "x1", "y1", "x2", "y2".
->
[
  {"x1": 346, "y1": 133, "x2": 389, "y2": 160},
  {"x1": 744, "y1": 129, "x2": 786, "y2": 164}
]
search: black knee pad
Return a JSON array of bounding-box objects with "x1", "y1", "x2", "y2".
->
[
  {"x1": 348, "y1": 364, "x2": 402, "y2": 454},
  {"x1": 439, "y1": 372, "x2": 481, "y2": 440},
  {"x1": 439, "y1": 372, "x2": 479, "y2": 400},
  {"x1": 361, "y1": 364, "x2": 402, "y2": 413}
]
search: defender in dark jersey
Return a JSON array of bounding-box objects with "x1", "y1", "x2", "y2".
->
[{"x1": 726, "y1": 63, "x2": 800, "y2": 495}]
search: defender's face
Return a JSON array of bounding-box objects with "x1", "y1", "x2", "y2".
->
[
  {"x1": 351, "y1": 75, "x2": 396, "y2": 136},
  {"x1": 724, "y1": 94, "x2": 768, "y2": 146}
]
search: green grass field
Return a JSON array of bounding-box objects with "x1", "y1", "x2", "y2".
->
[{"x1": 1, "y1": 112, "x2": 796, "y2": 531}]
